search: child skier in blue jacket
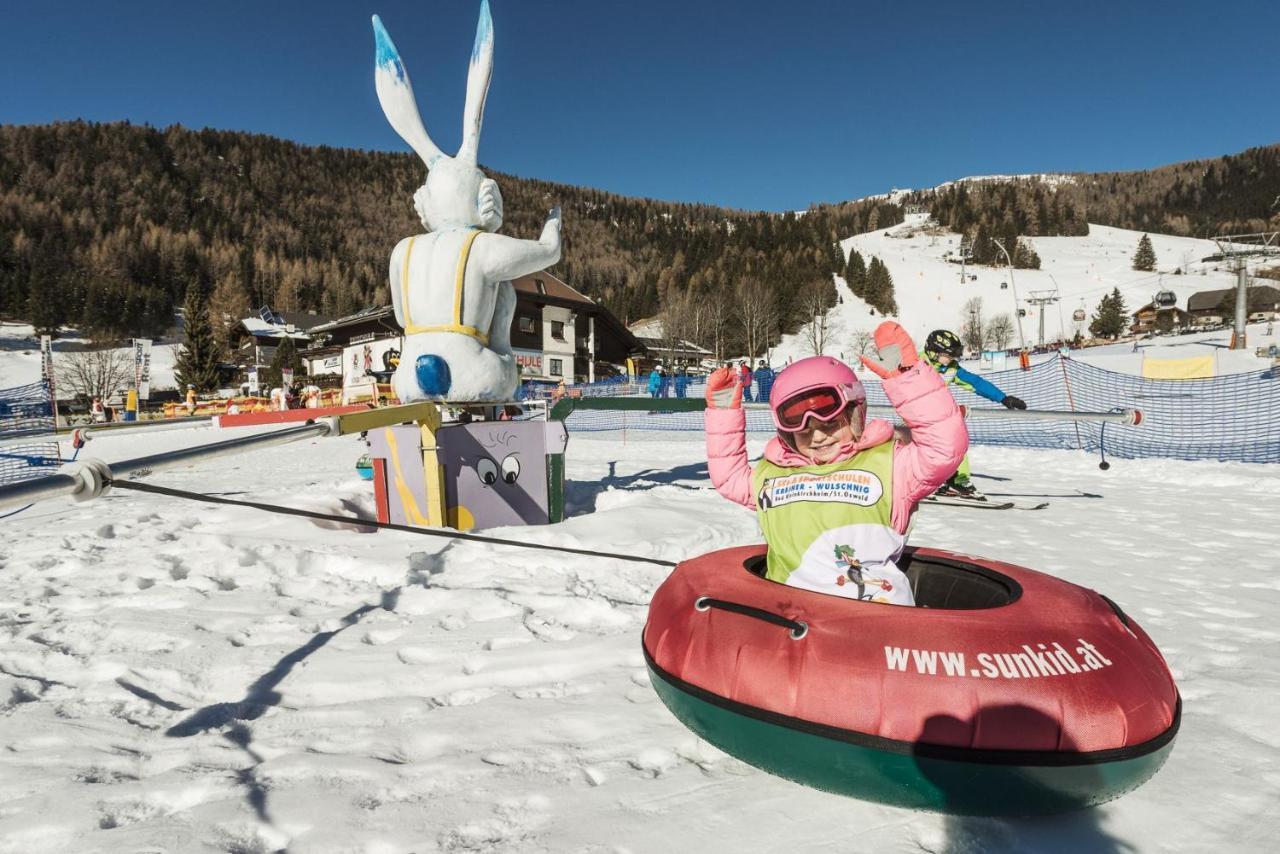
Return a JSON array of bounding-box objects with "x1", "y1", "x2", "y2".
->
[{"x1": 923, "y1": 329, "x2": 1026, "y2": 498}]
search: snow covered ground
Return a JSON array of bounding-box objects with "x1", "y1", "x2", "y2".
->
[
  {"x1": 2, "y1": 425, "x2": 1278, "y2": 852},
  {"x1": 772, "y1": 217, "x2": 1276, "y2": 375}
]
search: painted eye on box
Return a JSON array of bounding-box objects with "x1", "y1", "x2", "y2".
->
[
  {"x1": 476, "y1": 458, "x2": 498, "y2": 486},
  {"x1": 500, "y1": 454, "x2": 521, "y2": 484}
]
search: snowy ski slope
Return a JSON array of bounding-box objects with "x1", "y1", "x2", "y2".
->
[{"x1": 772, "y1": 216, "x2": 1258, "y2": 367}]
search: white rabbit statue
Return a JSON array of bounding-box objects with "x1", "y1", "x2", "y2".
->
[{"x1": 372, "y1": 1, "x2": 561, "y2": 402}]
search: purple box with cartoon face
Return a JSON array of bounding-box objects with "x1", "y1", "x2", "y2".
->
[{"x1": 369, "y1": 420, "x2": 568, "y2": 531}]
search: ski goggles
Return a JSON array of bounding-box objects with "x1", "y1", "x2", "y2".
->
[{"x1": 773, "y1": 385, "x2": 865, "y2": 433}]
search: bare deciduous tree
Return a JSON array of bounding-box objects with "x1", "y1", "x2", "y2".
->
[
  {"x1": 660, "y1": 288, "x2": 722, "y2": 368},
  {"x1": 959, "y1": 297, "x2": 985, "y2": 355},
  {"x1": 735, "y1": 278, "x2": 778, "y2": 359},
  {"x1": 56, "y1": 348, "x2": 134, "y2": 402},
  {"x1": 849, "y1": 329, "x2": 875, "y2": 356},
  {"x1": 802, "y1": 279, "x2": 834, "y2": 356},
  {"x1": 987, "y1": 313, "x2": 1016, "y2": 350}
]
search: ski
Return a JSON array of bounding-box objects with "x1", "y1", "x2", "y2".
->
[
  {"x1": 984, "y1": 491, "x2": 1101, "y2": 500},
  {"x1": 923, "y1": 497, "x2": 1051, "y2": 511},
  {"x1": 923, "y1": 497, "x2": 1015, "y2": 510}
]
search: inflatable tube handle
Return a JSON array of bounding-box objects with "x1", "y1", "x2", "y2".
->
[{"x1": 694, "y1": 596, "x2": 808, "y2": 640}]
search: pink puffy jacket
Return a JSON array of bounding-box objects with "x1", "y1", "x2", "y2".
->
[{"x1": 705, "y1": 361, "x2": 968, "y2": 533}]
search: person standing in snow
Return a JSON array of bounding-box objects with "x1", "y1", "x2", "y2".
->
[
  {"x1": 754, "y1": 360, "x2": 775, "y2": 402},
  {"x1": 648, "y1": 367, "x2": 662, "y2": 399},
  {"x1": 674, "y1": 367, "x2": 690, "y2": 398},
  {"x1": 659, "y1": 366, "x2": 672, "y2": 398},
  {"x1": 921, "y1": 329, "x2": 1025, "y2": 498},
  {"x1": 704, "y1": 322, "x2": 967, "y2": 605},
  {"x1": 185, "y1": 384, "x2": 197, "y2": 415},
  {"x1": 738, "y1": 361, "x2": 754, "y2": 402}
]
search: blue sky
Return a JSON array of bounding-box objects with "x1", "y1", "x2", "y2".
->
[{"x1": 2, "y1": 0, "x2": 1277, "y2": 211}]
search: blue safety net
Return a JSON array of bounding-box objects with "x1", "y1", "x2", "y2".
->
[
  {"x1": 561, "y1": 357, "x2": 1280, "y2": 463},
  {"x1": 0, "y1": 381, "x2": 61, "y2": 485}
]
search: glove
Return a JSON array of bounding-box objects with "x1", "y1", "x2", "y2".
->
[
  {"x1": 859, "y1": 321, "x2": 919, "y2": 379},
  {"x1": 705, "y1": 367, "x2": 742, "y2": 409},
  {"x1": 1001, "y1": 395, "x2": 1027, "y2": 410}
]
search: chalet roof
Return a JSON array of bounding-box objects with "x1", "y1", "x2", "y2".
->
[
  {"x1": 1188, "y1": 285, "x2": 1280, "y2": 312},
  {"x1": 628, "y1": 316, "x2": 665, "y2": 338},
  {"x1": 1132, "y1": 303, "x2": 1190, "y2": 318},
  {"x1": 512, "y1": 271, "x2": 595, "y2": 307},
  {"x1": 308, "y1": 305, "x2": 396, "y2": 335},
  {"x1": 277, "y1": 310, "x2": 337, "y2": 330},
  {"x1": 635, "y1": 336, "x2": 713, "y2": 356},
  {"x1": 239, "y1": 317, "x2": 312, "y2": 341}
]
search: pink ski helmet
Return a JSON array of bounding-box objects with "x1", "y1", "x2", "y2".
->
[{"x1": 769, "y1": 356, "x2": 866, "y2": 432}]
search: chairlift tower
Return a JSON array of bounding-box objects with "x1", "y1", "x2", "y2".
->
[
  {"x1": 958, "y1": 236, "x2": 974, "y2": 284},
  {"x1": 1212, "y1": 232, "x2": 1280, "y2": 349},
  {"x1": 1025, "y1": 290, "x2": 1060, "y2": 347}
]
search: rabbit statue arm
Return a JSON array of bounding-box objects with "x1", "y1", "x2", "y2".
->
[{"x1": 478, "y1": 207, "x2": 562, "y2": 282}]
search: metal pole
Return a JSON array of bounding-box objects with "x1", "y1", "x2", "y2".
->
[
  {"x1": 588, "y1": 315, "x2": 596, "y2": 384},
  {"x1": 2, "y1": 414, "x2": 213, "y2": 450},
  {"x1": 864, "y1": 404, "x2": 1141, "y2": 425},
  {"x1": 0, "y1": 421, "x2": 332, "y2": 513},
  {"x1": 814, "y1": 404, "x2": 1146, "y2": 425},
  {"x1": 0, "y1": 473, "x2": 82, "y2": 508},
  {"x1": 65, "y1": 414, "x2": 212, "y2": 436},
  {"x1": 1231, "y1": 262, "x2": 1249, "y2": 350}
]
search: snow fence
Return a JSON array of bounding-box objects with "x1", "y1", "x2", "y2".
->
[
  {"x1": 0, "y1": 380, "x2": 61, "y2": 486},
  {"x1": 563, "y1": 357, "x2": 1280, "y2": 464}
]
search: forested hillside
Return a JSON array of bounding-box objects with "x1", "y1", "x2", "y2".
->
[
  {"x1": 0, "y1": 121, "x2": 898, "y2": 356},
  {"x1": 2, "y1": 121, "x2": 1275, "y2": 358},
  {"x1": 905, "y1": 144, "x2": 1280, "y2": 267}
]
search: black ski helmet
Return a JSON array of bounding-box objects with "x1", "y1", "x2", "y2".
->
[{"x1": 925, "y1": 329, "x2": 963, "y2": 359}]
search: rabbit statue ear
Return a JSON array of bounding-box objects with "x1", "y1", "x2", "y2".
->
[
  {"x1": 456, "y1": 0, "x2": 493, "y2": 165},
  {"x1": 372, "y1": 14, "x2": 446, "y2": 168}
]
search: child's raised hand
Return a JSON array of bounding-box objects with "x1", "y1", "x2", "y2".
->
[
  {"x1": 705, "y1": 367, "x2": 743, "y2": 409},
  {"x1": 860, "y1": 321, "x2": 918, "y2": 379}
]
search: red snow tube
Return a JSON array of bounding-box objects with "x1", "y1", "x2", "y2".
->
[{"x1": 643, "y1": 545, "x2": 1180, "y2": 815}]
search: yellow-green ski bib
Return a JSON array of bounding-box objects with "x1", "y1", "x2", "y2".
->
[{"x1": 752, "y1": 442, "x2": 912, "y2": 605}]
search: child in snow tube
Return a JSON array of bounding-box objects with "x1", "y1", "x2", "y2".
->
[
  {"x1": 704, "y1": 322, "x2": 967, "y2": 605},
  {"x1": 921, "y1": 329, "x2": 1025, "y2": 499}
]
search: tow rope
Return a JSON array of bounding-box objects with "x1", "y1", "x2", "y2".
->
[{"x1": 108, "y1": 479, "x2": 679, "y2": 568}]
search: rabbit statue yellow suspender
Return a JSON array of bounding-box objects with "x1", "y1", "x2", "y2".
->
[{"x1": 399, "y1": 230, "x2": 489, "y2": 345}]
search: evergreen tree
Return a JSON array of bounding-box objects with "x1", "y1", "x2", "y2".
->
[
  {"x1": 25, "y1": 236, "x2": 73, "y2": 338},
  {"x1": 174, "y1": 279, "x2": 222, "y2": 392},
  {"x1": 1089, "y1": 288, "x2": 1129, "y2": 339},
  {"x1": 263, "y1": 334, "x2": 305, "y2": 391},
  {"x1": 864, "y1": 257, "x2": 898, "y2": 316},
  {"x1": 879, "y1": 262, "x2": 898, "y2": 316},
  {"x1": 845, "y1": 250, "x2": 868, "y2": 298},
  {"x1": 971, "y1": 223, "x2": 991, "y2": 265},
  {"x1": 1014, "y1": 242, "x2": 1041, "y2": 270},
  {"x1": 1132, "y1": 234, "x2": 1156, "y2": 272}
]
